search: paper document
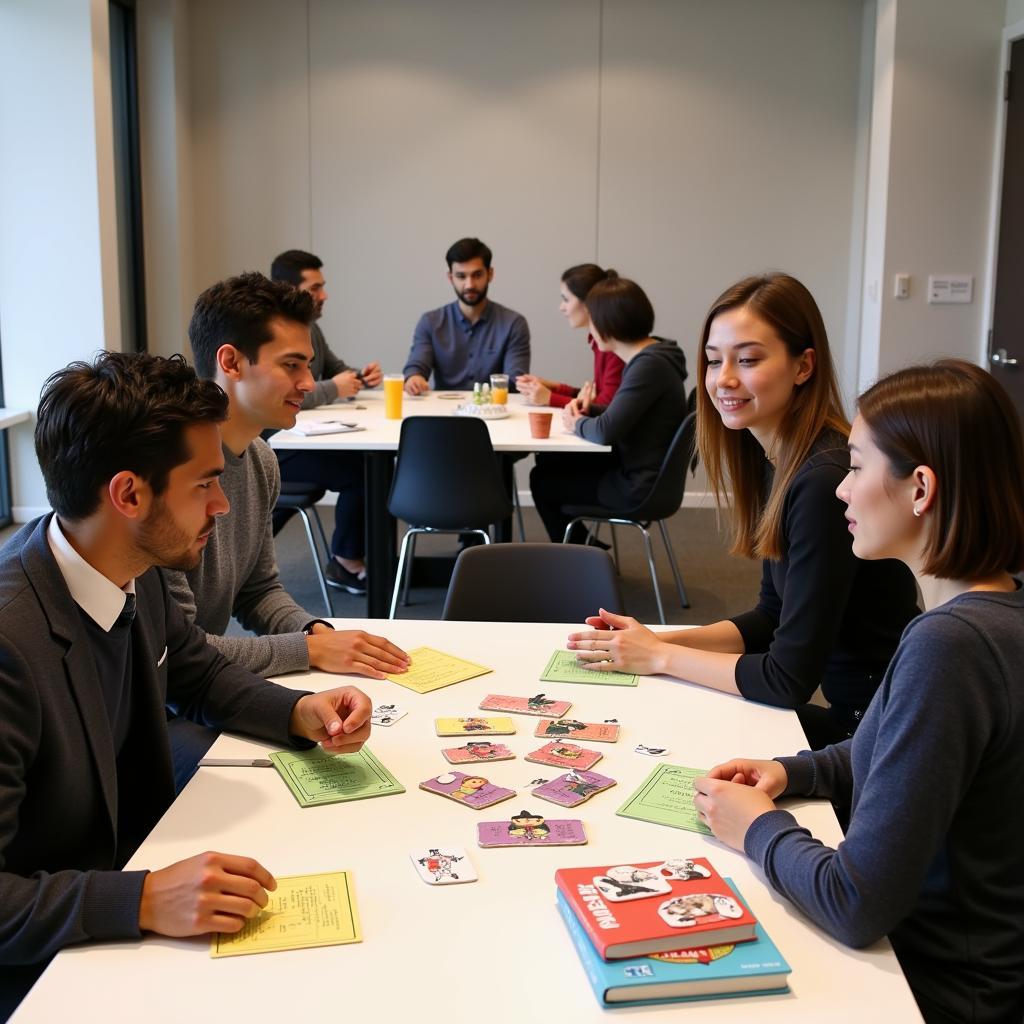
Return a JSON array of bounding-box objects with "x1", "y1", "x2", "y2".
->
[
  {"x1": 616, "y1": 762, "x2": 712, "y2": 834},
  {"x1": 269, "y1": 746, "x2": 404, "y2": 807},
  {"x1": 287, "y1": 419, "x2": 364, "y2": 436},
  {"x1": 385, "y1": 646, "x2": 492, "y2": 694},
  {"x1": 540, "y1": 649, "x2": 638, "y2": 687},
  {"x1": 210, "y1": 871, "x2": 361, "y2": 957}
]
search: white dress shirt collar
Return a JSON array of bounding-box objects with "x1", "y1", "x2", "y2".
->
[{"x1": 47, "y1": 515, "x2": 137, "y2": 632}]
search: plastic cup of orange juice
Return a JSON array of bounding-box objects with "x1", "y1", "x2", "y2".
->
[
  {"x1": 490, "y1": 373, "x2": 509, "y2": 405},
  {"x1": 384, "y1": 374, "x2": 404, "y2": 419}
]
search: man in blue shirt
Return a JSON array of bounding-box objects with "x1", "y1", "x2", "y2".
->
[{"x1": 403, "y1": 237, "x2": 531, "y2": 394}]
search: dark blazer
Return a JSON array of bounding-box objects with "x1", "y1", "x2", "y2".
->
[{"x1": 0, "y1": 516, "x2": 308, "y2": 967}]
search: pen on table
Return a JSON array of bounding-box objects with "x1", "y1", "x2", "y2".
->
[{"x1": 198, "y1": 757, "x2": 273, "y2": 768}]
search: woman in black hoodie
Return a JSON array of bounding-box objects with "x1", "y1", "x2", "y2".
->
[{"x1": 529, "y1": 273, "x2": 688, "y2": 543}]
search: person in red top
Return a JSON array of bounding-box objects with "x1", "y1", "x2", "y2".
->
[{"x1": 516, "y1": 263, "x2": 624, "y2": 408}]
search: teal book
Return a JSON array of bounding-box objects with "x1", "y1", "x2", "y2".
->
[{"x1": 556, "y1": 883, "x2": 791, "y2": 1007}]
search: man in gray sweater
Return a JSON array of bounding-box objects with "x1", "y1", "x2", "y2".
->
[
  {"x1": 269, "y1": 249, "x2": 381, "y2": 594},
  {"x1": 164, "y1": 273, "x2": 408, "y2": 775}
]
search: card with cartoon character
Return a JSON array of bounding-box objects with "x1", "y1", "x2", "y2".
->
[
  {"x1": 525, "y1": 741, "x2": 604, "y2": 771},
  {"x1": 409, "y1": 847, "x2": 478, "y2": 885},
  {"x1": 478, "y1": 693, "x2": 573, "y2": 717},
  {"x1": 370, "y1": 703, "x2": 407, "y2": 727},
  {"x1": 419, "y1": 771, "x2": 516, "y2": 810},
  {"x1": 531, "y1": 769, "x2": 617, "y2": 808},
  {"x1": 476, "y1": 809, "x2": 588, "y2": 847},
  {"x1": 434, "y1": 716, "x2": 516, "y2": 737},
  {"x1": 534, "y1": 718, "x2": 620, "y2": 743},
  {"x1": 441, "y1": 741, "x2": 515, "y2": 765},
  {"x1": 592, "y1": 864, "x2": 673, "y2": 902}
]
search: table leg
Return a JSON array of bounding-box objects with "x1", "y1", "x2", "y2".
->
[{"x1": 364, "y1": 452, "x2": 397, "y2": 618}]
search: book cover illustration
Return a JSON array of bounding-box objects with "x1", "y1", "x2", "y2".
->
[
  {"x1": 419, "y1": 771, "x2": 516, "y2": 810},
  {"x1": 525, "y1": 741, "x2": 604, "y2": 771},
  {"x1": 554, "y1": 857, "x2": 757, "y2": 958},
  {"x1": 441, "y1": 740, "x2": 515, "y2": 765},
  {"x1": 478, "y1": 693, "x2": 573, "y2": 717},
  {"x1": 534, "y1": 718, "x2": 620, "y2": 743},
  {"x1": 532, "y1": 769, "x2": 617, "y2": 808},
  {"x1": 477, "y1": 808, "x2": 588, "y2": 847},
  {"x1": 409, "y1": 847, "x2": 478, "y2": 885},
  {"x1": 434, "y1": 716, "x2": 517, "y2": 736}
]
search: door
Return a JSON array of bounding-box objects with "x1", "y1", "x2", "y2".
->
[{"x1": 991, "y1": 38, "x2": 1024, "y2": 417}]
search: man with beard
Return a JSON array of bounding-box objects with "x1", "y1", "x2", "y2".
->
[
  {"x1": 0, "y1": 352, "x2": 373, "y2": 1015},
  {"x1": 164, "y1": 273, "x2": 408, "y2": 782},
  {"x1": 403, "y1": 237, "x2": 530, "y2": 394},
  {"x1": 269, "y1": 249, "x2": 380, "y2": 594}
]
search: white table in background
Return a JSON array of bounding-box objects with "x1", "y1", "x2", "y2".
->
[
  {"x1": 269, "y1": 392, "x2": 611, "y2": 616},
  {"x1": 14, "y1": 620, "x2": 920, "y2": 1023}
]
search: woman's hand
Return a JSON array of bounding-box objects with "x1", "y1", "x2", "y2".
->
[
  {"x1": 515, "y1": 374, "x2": 552, "y2": 406},
  {"x1": 692, "y1": 776, "x2": 778, "y2": 852},
  {"x1": 706, "y1": 757, "x2": 788, "y2": 798},
  {"x1": 577, "y1": 380, "x2": 594, "y2": 414},
  {"x1": 567, "y1": 608, "x2": 671, "y2": 674},
  {"x1": 562, "y1": 397, "x2": 586, "y2": 432}
]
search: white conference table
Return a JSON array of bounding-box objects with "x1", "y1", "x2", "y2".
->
[
  {"x1": 269, "y1": 391, "x2": 611, "y2": 616},
  {"x1": 14, "y1": 620, "x2": 920, "y2": 1023}
]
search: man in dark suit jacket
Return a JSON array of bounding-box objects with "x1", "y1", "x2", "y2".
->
[{"x1": 0, "y1": 352, "x2": 373, "y2": 1016}]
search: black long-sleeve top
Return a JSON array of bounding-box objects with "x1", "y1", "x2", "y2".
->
[{"x1": 729, "y1": 437, "x2": 919, "y2": 711}]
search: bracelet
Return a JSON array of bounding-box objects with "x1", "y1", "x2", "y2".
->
[{"x1": 302, "y1": 619, "x2": 334, "y2": 636}]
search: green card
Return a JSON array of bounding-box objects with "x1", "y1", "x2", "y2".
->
[
  {"x1": 269, "y1": 746, "x2": 405, "y2": 808},
  {"x1": 540, "y1": 649, "x2": 638, "y2": 687},
  {"x1": 616, "y1": 762, "x2": 712, "y2": 834}
]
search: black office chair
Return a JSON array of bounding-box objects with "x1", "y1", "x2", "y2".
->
[
  {"x1": 387, "y1": 416, "x2": 513, "y2": 618},
  {"x1": 442, "y1": 542, "x2": 624, "y2": 622},
  {"x1": 273, "y1": 481, "x2": 333, "y2": 615},
  {"x1": 561, "y1": 411, "x2": 697, "y2": 624}
]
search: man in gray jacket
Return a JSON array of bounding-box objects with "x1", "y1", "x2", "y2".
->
[{"x1": 269, "y1": 249, "x2": 380, "y2": 594}]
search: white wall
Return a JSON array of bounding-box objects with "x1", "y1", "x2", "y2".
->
[
  {"x1": 175, "y1": 0, "x2": 867, "y2": 403},
  {"x1": 0, "y1": 0, "x2": 120, "y2": 518},
  {"x1": 1008, "y1": 0, "x2": 1024, "y2": 27}
]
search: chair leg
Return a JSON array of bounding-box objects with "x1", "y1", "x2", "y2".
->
[
  {"x1": 309, "y1": 503, "x2": 331, "y2": 562},
  {"x1": 610, "y1": 524, "x2": 620, "y2": 574},
  {"x1": 512, "y1": 484, "x2": 526, "y2": 542},
  {"x1": 638, "y1": 524, "x2": 667, "y2": 625},
  {"x1": 296, "y1": 508, "x2": 333, "y2": 616},
  {"x1": 562, "y1": 517, "x2": 586, "y2": 544},
  {"x1": 657, "y1": 518, "x2": 689, "y2": 608},
  {"x1": 401, "y1": 531, "x2": 419, "y2": 607},
  {"x1": 390, "y1": 529, "x2": 418, "y2": 619}
]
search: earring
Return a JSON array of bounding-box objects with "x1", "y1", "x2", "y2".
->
[{"x1": 913, "y1": 507, "x2": 922, "y2": 518}]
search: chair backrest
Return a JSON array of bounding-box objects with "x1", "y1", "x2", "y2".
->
[
  {"x1": 442, "y1": 542, "x2": 624, "y2": 622},
  {"x1": 387, "y1": 416, "x2": 513, "y2": 529},
  {"x1": 626, "y1": 411, "x2": 697, "y2": 522}
]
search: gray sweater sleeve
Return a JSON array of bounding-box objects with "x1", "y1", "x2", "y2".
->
[
  {"x1": 301, "y1": 322, "x2": 350, "y2": 410},
  {"x1": 744, "y1": 614, "x2": 1001, "y2": 948}
]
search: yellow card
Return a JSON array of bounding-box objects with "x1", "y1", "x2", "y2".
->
[
  {"x1": 385, "y1": 646, "x2": 492, "y2": 694},
  {"x1": 434, "y1": 716, "x2": 517, "y2": 736},
  {"x1": 210, "y1": 871, "x2": 361, "y2": 958}
]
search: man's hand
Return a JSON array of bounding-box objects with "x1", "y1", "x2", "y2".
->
[
  {"x1": 289, "y1": 685, "x2": 372, "y2": 752},
  {"x1": 139, "y1": 852, "x2": 276, "y2": 936},
  {"x1": 333, "y1": 369, "x2": 363, "y2": 399},
  {"x1": 360, "y1": 361, "x2": 383, "y2": 388},
  {"x1": 516, "y1": 374, "x2": 552, "y2": 406},
  {"x1": 706, "y1": 757, "x2": 789, "y2": 798},
  {"x1": 306, "y1": 624, "x2": 410, "y2": 679},
  {"x1": 567, "y1": 608, "x2": 671, "y2": 674},
  {"x1": 692, "y1": 776, "x2": 778, "y2": 852},
  {"x1": 405, "y1": 374, "x2": 430, "y2": 395}
]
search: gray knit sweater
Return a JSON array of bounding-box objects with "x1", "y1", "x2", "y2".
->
[{"x1": 164, "y1": 439, "x2": 315, "y2": 676}]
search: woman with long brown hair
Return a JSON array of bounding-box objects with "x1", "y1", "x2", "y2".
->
[
  {"x1": 568, "y1": 272, "x2": 919, "y2": 746},
  {"x1": 694, "y1": 361, "x2": 1024, "y2": 1023}
]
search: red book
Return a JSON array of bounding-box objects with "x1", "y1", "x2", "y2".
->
[{"x1": 554, "y1": 857, "x2": 757, "y2": 960}]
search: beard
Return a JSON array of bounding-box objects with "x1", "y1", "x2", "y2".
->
[
  {"x1": 137, "y1": 499, "x2": 216, "y2": 572},
  {"x1": 454, "y1": 282, "x2": 488, "y2": 307}
]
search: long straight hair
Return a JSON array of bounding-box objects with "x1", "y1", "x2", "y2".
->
[{"x1": 696, "y1": 273, "x2": 849, "y2": 560}]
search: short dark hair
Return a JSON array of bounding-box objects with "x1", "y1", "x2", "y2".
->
[
  {"x1": 188, "y1": 271, "x2": 314, "y2": 379},
  {"x1": 561, "y1": 263, "x2": 608, "y2": 301},
  {"x1": 445, "y1": 237, "x2": 492, "y2": 270},
  {"x1": 35, "y1": 352, "x2": 229, "y2": 521},
  {"x1": 270, "y1": 249, "x2": 322, "y2": 287},
  {"x1": 857, "y1": 359, "x2": 1024, "y2": 579},
  {"x1": 584, "y1": 272, "x2": 654, "y2": 342}
]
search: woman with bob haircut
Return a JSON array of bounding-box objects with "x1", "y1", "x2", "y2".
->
[
  {"x1": 693, "y1": 360, "x2": 1024, "y2": 1024},
  {"x1": 529, "y1": 273, "x2": 688, "y2": 544},
  {"x1": 516, "y1": 263, "x2": 625, "y2": 409},
  {"x1": 568, "y1": 273, "x2": 919, "y2": 746}
]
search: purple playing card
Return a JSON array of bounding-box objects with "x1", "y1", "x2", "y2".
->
[
  {"x1": 419, "y1": 771, "x2": 516, "y2": 810},
  {"x1": 477, "y1": 811, "x2": 588, "y2": 847},
  {"x1": 531, "y1": 769, "x2": 617, "y2": 808}
]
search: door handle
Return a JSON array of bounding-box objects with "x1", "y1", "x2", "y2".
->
[{"x1": 990, "y1": 348, "x2": 1019, "y2": 367}]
